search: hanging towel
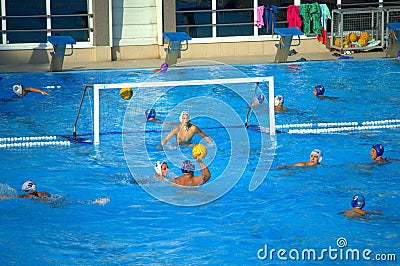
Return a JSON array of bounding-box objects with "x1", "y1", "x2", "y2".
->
[
  {"x1": 310, "y1": 2, "x2": 322, "y2": 35},
  {"x1": 256, "y1": 6, "x2": 265, "y2": 28},
  {"x1": 299, "y1": 4, "x2": 311, "y2": 35},
  {"x1": 287, "y1": 5, "x2": 302, "y2": 30},
  {"x1": 265, "y1": 5, "x2": 278, "y2": 31},
  {"x1": 317, "y1": 4, "x2": 331, "y2": 44}
]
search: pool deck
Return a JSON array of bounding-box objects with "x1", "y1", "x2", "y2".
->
[{"x1": 0, "y1": 49, "x2": 388, "y2": 73}]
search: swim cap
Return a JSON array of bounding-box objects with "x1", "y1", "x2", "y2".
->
[
  {"x1": 256, "y1": 93, "x2": 265, "y2": 104},
  {"x1": 398, "y1": 50, "x2": 400, "y2": 57},
  {"x1": 351, "y1": 194, "x2": 365, "y2": 209},
  {"x1": 181, "y1": 160, "x2": 195, "y2": 173},
  {"x1": 372, "y1": 144, "x2": 384, "y2": 157},
  {"x1": 274, "y1": 95, "x2": 284, "y2": 106},
  {"x1": 179, "y1": 111, "x2": 190, "y2": 123},
  {"x1": 22, "y1": 180, "x2": 36, "y2": 193},
  {"x1": 13, "y1": 84, "x2": 23, "y2": 95},
  {"x1": 310, "y1": 149, "x2": 323, "y2": 163},
  {"x1": 160, "y1": 63, "x2": 168, "y2": 71},
  {"x1": 145, "y1": 109, "x2": 156, "y2": 120},
  {"x1": 314, "y1": 85, "x2": 325, "y2": 96},
  {"x1": 154, "y1": 161, "x2": 164, "y2": 175}
]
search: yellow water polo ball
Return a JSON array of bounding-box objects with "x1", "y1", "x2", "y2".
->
[
  {"x1": 359, "y1": 31, "x2": 370, "y2": 41},
  {"x1": 120, "y1": 87, "x2": 133, "y2": 100},
  {"x1": 358, "y1": 38, "x2": 368, "y2": 47},
  {"x1": 192, "y1": 144, "x2": 207, "y2": 159},
  {"x1": 349, "y1": 32, "x2": 358, "y2": 42}
]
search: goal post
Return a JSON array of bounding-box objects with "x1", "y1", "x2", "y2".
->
[{"x1": 92, "y1": 77, "x2": 275, "y2": 144}]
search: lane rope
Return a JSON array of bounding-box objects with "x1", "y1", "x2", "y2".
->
[
  {"x1": 275, "y1": 119, "x2": 400, "y2": 134},
  {"x1": 0, "y1": 135, "x2": 70, "y2": 148},
  {"x1": 1, "y1": 119, "x2": 398, "y2": 146}
]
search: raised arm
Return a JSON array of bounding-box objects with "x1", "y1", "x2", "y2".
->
[
  {"x1": 25, "y1": 87, "x2": 49, "y2": 95},
  {"x1": 193, "y1": 159, "x2": 211, "y2": 185}
]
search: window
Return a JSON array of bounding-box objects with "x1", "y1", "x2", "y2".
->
[
  {"x1": 50, "y1": 0, "x2": 90, "y2": 42},
  {"x1": 0, "y1": 0, "x2": 92, "y2": 46},
  {"x1": 5, "y1": 1, "x2": 47, "y2": 44}
]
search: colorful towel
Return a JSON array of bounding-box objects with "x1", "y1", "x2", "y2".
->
[
  {"x1": 299, "y1": 4, "x2": 311, "y2": 35},
  {"x1": 317, "y1": 4, "x2": 331, "y2": 44},
  {"x1": 300, "y1": 3, "x2": 322, "y2": 36},
  {"x1": 287, "y1": 5, "x2": 302, "y2": 30},
  {"x1": 256, "y1": 6, "x2": 265, "y2": 28},
  {"x1": 265, "y1": 5, "x2": 278, "y2": 31},
  {"x1": 310, "y1": 3, "x2": 322, "y2": 35}
]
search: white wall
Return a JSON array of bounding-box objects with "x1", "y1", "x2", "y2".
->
[{"x1": 112, "y1": 0, "x2": 158, "y2": 46}]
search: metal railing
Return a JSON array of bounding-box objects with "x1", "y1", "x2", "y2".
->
[
  {"x1": 176, "y1": 6, "x2": 288, "y2": 37},
  {"x1": 0, "y1": 14, "x2": 93, "y2": 43}
]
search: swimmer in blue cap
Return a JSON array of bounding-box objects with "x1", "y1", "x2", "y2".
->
[
  {"x1": 294, "y1": 149, "x2": 323, "y2": 167},
  {"x1": 12, "y1": 84, "x2": 49, "y2": 98},
  {"x1": 159, "y1": 111, "x2": 212, "y2": 148},
  {"x1": 342, "y1": 194, "x2": 380, "y2": 219},
  {"x1": 370, "y1": 144, "x2": 387, "y2": 162},
  {"x1": 314, "y1": 85, "x2": 325, "y2": 96},
  {"x1": 172, "y1": 158, "x2": 211, "y2": 186},
  {"x1": 370, "y1": 144, "x2": 400, "y2": 163},
  {"x1": 145, "y1": 109, "x2": 163, "y2": 123},
  {"x1": 251, "y1": 93, "x2": 265, "y2": 107},
  {"x1": 397, "y1": 50, "x2": 400, "y2": 60},
  {"x1": 313, "y1": 85, "x2": 338, "y2": 101}
]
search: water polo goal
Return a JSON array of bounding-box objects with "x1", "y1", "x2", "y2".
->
[{"x1": 74, "y1": 77, "x2": 276, "y2": 145}]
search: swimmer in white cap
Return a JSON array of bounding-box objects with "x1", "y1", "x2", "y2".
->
[
  {"x1": 0, "y1": 180, "x2": 50, "y2": 200},
  {"x1": 294, "y1": 149, "x2": 323, "y2": 167},
  {"x1": 12, "y1": 84, "x2": 49, "y2": 98},
  {"x1": 172, "y1": 158, "x2": 211, "y2": 186},
  {"x1": 159, "y1": 111, "x2": 212, "y2": 148},
  {"x1": 154, "y1": 161, "x2": 169, "y2": 178},
  {"x1": 0, "y1": 181, "x2": 110, "y2": 205},
  {"x1": 274, "y1": 95, "x2": 288, "y2": 112}
]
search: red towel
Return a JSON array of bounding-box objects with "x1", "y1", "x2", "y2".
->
[{"x1": 287, "y1": 5, "x2": 302, "y2": 30}]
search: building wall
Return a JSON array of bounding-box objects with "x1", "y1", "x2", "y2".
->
[
  {"x1": 0, "y1": 0, "x2": 333, "y2": 65},
  {"x1": 111, "y1": 0, "x2": 160, "y2": 60}
]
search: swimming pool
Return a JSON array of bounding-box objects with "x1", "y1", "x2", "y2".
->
[{"x1": 0, "y1": 58, "x2": 399, "y2": 265}]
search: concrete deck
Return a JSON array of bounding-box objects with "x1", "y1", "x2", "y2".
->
[{"x1": 0, "y1": 49, "x2": 388, "y2": 73}]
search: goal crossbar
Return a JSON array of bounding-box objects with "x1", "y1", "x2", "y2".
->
[{"x1": 92, "y1": 77, "x2": 275, "y2": 144}]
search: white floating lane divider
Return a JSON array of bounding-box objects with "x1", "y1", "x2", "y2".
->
[
  {"x1": 0, "y1": 135, "x2": 70, "y2": 148},
  {"x1": 274, "y1": 119, "x2": 400, "y2": 134}
]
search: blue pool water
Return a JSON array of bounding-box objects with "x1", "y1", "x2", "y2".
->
[{"x1": 0, "y1": 59, "x2": 399, "y2": 265}]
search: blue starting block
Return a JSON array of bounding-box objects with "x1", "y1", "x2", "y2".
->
[
  {"x1": 386, "y1": 22, "x2": 400, "y2": 58},
  {"x1": 273, "y1": 27, "x2": 303, "y2": 63},
  {"x1": 47, "y1": 36, "x2": 76, "y2": 72},
  {"x1": 163, "y1": 32, "x2": 191, "y2": 66}
]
